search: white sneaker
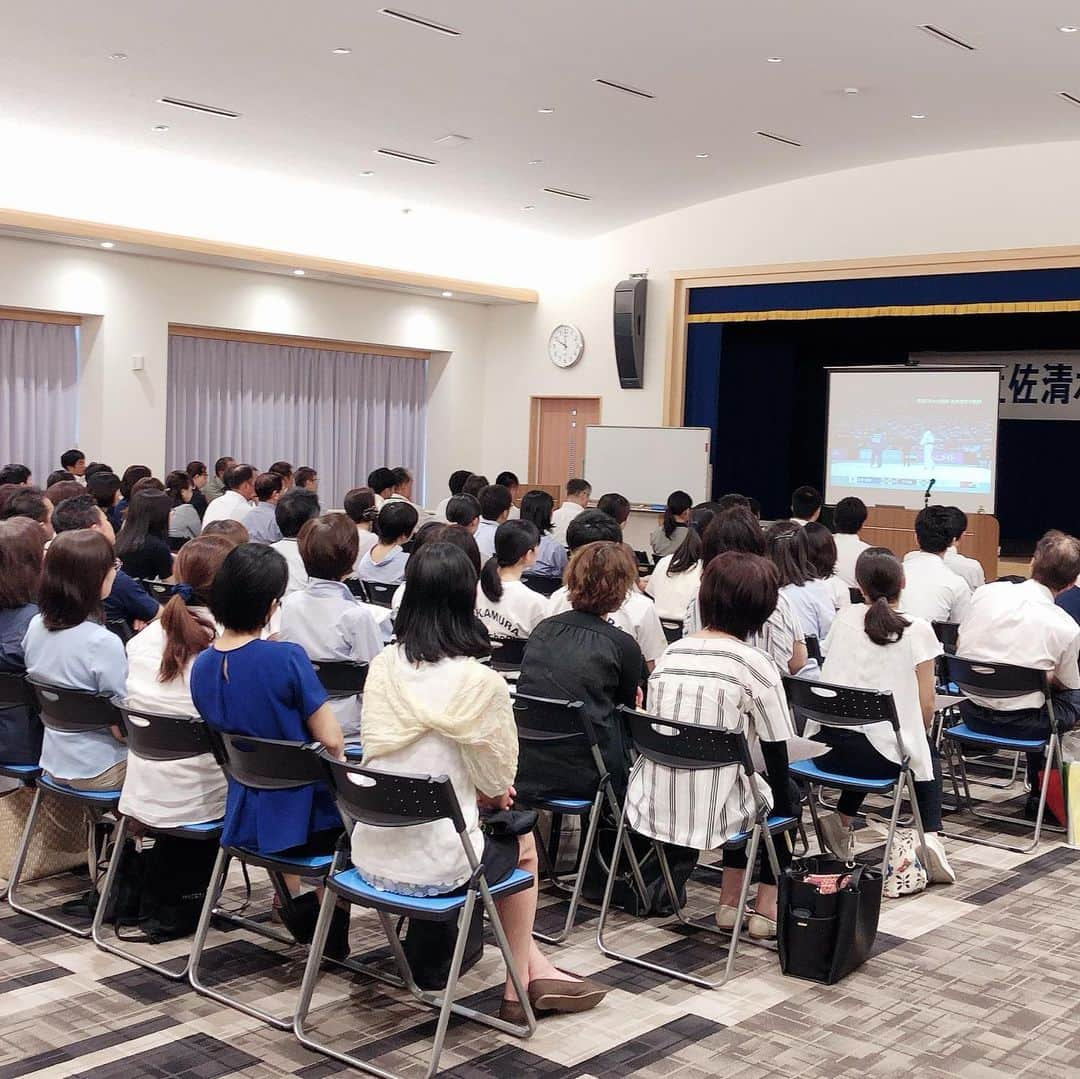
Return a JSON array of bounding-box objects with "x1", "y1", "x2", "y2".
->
[
  {"x1": 817, "y1": 811, "x2": 852, "y2": 858},
  {"x1": 921, "y1": 832, "x2": 956, "y2": 885}
]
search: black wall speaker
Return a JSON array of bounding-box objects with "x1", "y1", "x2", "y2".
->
[{"x1": 613, "y1": 277, "x2": 647, "y2": 389}]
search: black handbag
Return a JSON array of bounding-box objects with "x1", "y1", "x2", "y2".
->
[{"x1": 777, "y1": 855, "x2": 883, "y2": 984}]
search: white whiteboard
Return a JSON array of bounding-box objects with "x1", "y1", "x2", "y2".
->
[{"x1": 583, "y1": 426, "x2": 711, "y2": 508}]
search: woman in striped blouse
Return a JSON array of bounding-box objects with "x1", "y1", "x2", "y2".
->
[{"x1": 627, "y1": 551, "x2": 797, "y2": 939}]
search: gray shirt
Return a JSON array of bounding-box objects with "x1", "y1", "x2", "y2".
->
[{"x1": 245, "y1": 501, "x2": 283, "y2": 545}]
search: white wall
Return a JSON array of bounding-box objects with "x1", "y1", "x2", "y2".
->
[
  {"x1": 478, "y1": 139, "x2": 1080, "y2": 481},
  {"x1": 0, "y1": 235, "x2": 492, "y2": 500}
]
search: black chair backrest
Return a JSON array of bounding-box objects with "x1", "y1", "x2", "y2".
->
[
  {"x1": 28, "y1": 680, "x2": 122, "y2": 733},
  {"x1": 311, "y1": 660, "x2": 369, "y2": 697},
  {"x1": 943, "y1": 656, "x2": 1048, "y2": 700},
  {"x1": 105, "y1": 618, "x2": 135, "y2": 644},
  {"x1": 120, "y1": 705, "x2": 214, "y2": 761},
  {"x1": 932, "y1": 621, "x2": 959, "y2": 655},
  {"x1": 206, "y1": 728, "x2": 326, "y2": 791},
  {"x1": 140, "y1": 580, "x2": 174, "y2": 602},
  {"x1": 365, "y1": 581, "x2": 398, "y2": 608},
  {"x1": 345, "y1": 578, "x2": 369, "y2": 601},
  {"x1": 489, "y1": 637, "x2": 527, "y2": 668},
  {"x1": 659, "y1": 619, "x2": 683, "y2": 644},
  {"x1": 511, "y1": 692, "x2": 591, "y2": 745},
  {"x1": 321, "y1": 754, "x2": 466, "y2": 833},
  {"x1": 848, "y1": 587, "x2": 864, "y2": 605},
  {"x1": 0, "y1": 671, "x2": 34, "y2": 709},
  {"x1": 167, "y1": 536, "x2": 187, "y2": 553},
  {"x1": 619, "y1": 706, "x2": 753, "y2": 775},
  {"x1": 633, "y1": 550, "x2": 652, "y2": 576},
  {"x1": 804, "y1": 636, "x2": 824, "y2": 665},
  {"x1": 782, "y1": 675, "x2": 900, "y2": 732},
  {"x1": 522, "y1": 574, "x2": 562, "y2": 598}
]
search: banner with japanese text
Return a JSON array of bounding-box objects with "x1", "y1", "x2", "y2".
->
[{"x1": 915, "y1": 352, "x2": 1080, "y2": 420}]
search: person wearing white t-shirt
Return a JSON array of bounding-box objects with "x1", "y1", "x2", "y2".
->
[
  {"x1": 899, "y1": 506, "x2": 972, "y2": 624},
  {"x1": 201, "y1": 464, "x2": 256, "y2": 530},
  {"x1": 475, "y1": 484, "x2": 512, "y2": 564},
  {"x1": 550, "y1": 478, "x2": 592, "y2": 547},
  {"x1": 432, "y1": 469, "x2": 473, "y2": 522},
  {"x1": 270, "y1": 488, "x2": 321, "y2": 596},
  {"x1": 766, "y1": 521, "x2": 834, "y2": 674},
  {"x1": 942, "y1": 506, "x2": 986, "y2": 593},
  {"x1": 476, "y1": 520, "x2": 549, "y2": 639},
  {"x1": 832, "y1": 497, "x2": 871, "y2": 588},
  {"x1": 646, "y1": 506, "x2": 711, "y2": 621},
  {"x1": 803, "y1": 522, "x2": 853, "y2": 613},
  {"x1": 811, "y1": 546, "x2": 953, "y2": 883}
]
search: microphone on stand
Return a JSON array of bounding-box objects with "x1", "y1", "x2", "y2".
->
[{"x1": 924, "y1": 478, "x2": 936, "y2": 507}]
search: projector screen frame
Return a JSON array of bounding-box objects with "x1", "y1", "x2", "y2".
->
[{"x1": 823, "y1": 363, "x2": 1002, "y2": 514}]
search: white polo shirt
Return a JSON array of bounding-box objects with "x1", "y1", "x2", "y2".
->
[
  {"x1": 899, "y1": 550, "x2": 972, "y2": 625},
  {"x1": 201, "y1": 489, "x2": 253, "y2": 529},
  {"x1": 833, "y1": 533, "x2": 870, "y2": 588},
  {"x1": 944, "y1": 545, "x2": 985, "y2": 592},
  {"x1": 957, "y1": 578, "x2": 1080, "y2": 711},
  {"x1": 550, "y1": 502, "x2": 584, "y2": 547},
  {"x1": 547, "y1": 585, "x2": 667, "y2": 663},
  {"x1": 474, "y1": 518, "x2": 500, "y2": 563}
]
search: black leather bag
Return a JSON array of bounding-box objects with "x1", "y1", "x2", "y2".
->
[{"x1": 777, "y1": 855, "x2": 882, "y2": 984}]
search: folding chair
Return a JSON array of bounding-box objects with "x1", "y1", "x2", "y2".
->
[
  {"x1": 633, "y1": 550, "x2": 652, "y2": 576},
  {"x1": 345, "y1": 578, "x2": 369, "y2": 601},
  {"x1": 511, "y1": 692, "x2": 648, "y2": 944},
  {"x1": 310, "y1": 660, "x2": 369, "y2": 698},
  {"x1": 660, "y1": 618, "x2": 684, "y2": 644},
  {"x1": 848, "y1": 588, "x2": 864, "y2": 605},
  {"x1": 489, "y1": 637, "x2": 527, "y2": 671},
  {"x1": 595, "y1": 708, "x2": 797, "y2": 990},
  {"x1": 7, "y1": 681, "x2": 123, "y2": 936},
  {"x1": 783, "y1": 676, "x2": 930, "y2": 876},
  {"x1": 804, "y1": 636, "x2": 824, "y2": 667},
  {"x1": 522, "y1": 574, "x2": 563, "y2": 598},
  {"x1": 188, "y1": 731, "x2": 361, "y2": 1030},
  {"x1": 90, "y1": 706, "x2": 224, "y2": 978},
  {"x1": 364, "y1": 581, "x2": 398, "y2": 608},
  {"x1": 140, "y1": 579, "x2": 174, "y2": 602},
  {"x1": 0, "y1": 672, "x2": 42, "y2": 902},
  {"x1": 941, "y1": 657, "x2": 1063, "y2": 853},
  {"x1": 294, "y1": 756, "x2": 537, "y2": 1079}
]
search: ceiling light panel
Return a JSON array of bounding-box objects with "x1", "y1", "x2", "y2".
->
[
  {"x1": 543, "y1": 187, "x2": 592, "y2": 201},
  {"x1": 158, "y1": 97, "x2": 241, "y2": 118},
  {"x1": 755, "y1": 130, "x2": 802, "y2": 147},
  {"x1": 593, "y1": 78, "x2": 655, "y2": 100},
  {"x1": 1057, "y1": 91, "x2": 1080, "y2": 107},
  {"x1": 378, "y1": 8, "x2": 460, "y2": 36},
  {"x1": 376, "y1": 147, "x2": 439, "y2": 165},
  {"x1": 918, "y1": 24, "x2": 977, "y2": 51}
]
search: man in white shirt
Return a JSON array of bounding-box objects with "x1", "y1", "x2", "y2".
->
[
  {"x1": 790, "y1": 485, "x2": 822, "y2": 527},
  {"x1": 550, "y1": 478, "x2": 591, "y2": 547},
  {"x1": 832, "y1": 496, "x2": 871, "y2": 588},
  {"x1": 432, "y1": 469, "x2": 472, "y2": 522},
  {"x1": 475, "y1": 484, "x2": 512, "y2": 562},
  {"x1": 548, "y1": 510, "x2": 667, "y2": 669},
  {"x1": 956, "y1": 530, "x2": 1080, "y2": 812},
  {"x1": 201, "y1": 464, "x2": 256, "y2": 530},
  {"x1": 383, "y1": 466, "x2": 429, "y2": 520},
  {"x1": 367, "y1": 467, "x2": 396, "y2": 511},
  {"x1": 943, "y1": 506, "x2": 986, "y2": 592},
  {"x1": 60, "y1": 449, "x2": 86, "y2": 484},
  {"x1": 899, "y1": 506, "x2": 972, "y2": 624},
  {"x1": 270, "y1": 487, "x2": 321, "y2": 595}
]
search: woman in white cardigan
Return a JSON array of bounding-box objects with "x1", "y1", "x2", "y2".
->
[{"x1": 354, "y1": 541, "x2": 607, "y2": 1024}]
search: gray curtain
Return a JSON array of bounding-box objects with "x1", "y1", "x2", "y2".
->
[
  {"x1": 165, "y1": 335, "x2": 427, "y2": 506},
  {"x1": 0, "y1": 319, "x2": 79, "y2": 483}
]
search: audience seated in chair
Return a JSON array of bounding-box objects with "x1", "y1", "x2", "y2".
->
[
  {"x1": 271, "y1": 488, "x2": 321, "y2": 596},
  {"x1": 476, "y1": 520, "x2": 548, "y2": 641},
  {"x1": 202, "y1": 456, "x2": 233, "y2": 505},
  {"x1": 244, "y1": 472, "x2": 285, "y2": 545},
  {"x1": 446, "y1": 493, "x2": 482, "y2": 534},
  {"x1": 943, "y1": 506, "x2": 986, "y2": 592},
  {"x1": 646, "y1": 505, "x2": 715, "y2": 622},
  {"x1": 355, "y1": 500, "x2": 417, "y2": 586},
  {"x1": 804, "y1": 521, "x2": 852, "y2": 613},
  {"x1": 0, "y1": 486, "x2": 54, "y2": 541},
  {"x1": 355, "y1": 540, "x2": 607, "y2": 1021},
  {"x1": 550, "y1": 478, "x2": 591, "y2": 548},
  {"x1": 812, "y1": 547, "x2": 954, "y2": 882},
  {"x1": 518, "y1": 489, "x2": 568, "y2": 580},
  {"x1": 832, "y1": 496, "x2": 870, "y2": 587},
  {"x1": 165, "y1": 469, "x2": 202, "y2": 544},
  {"x1": 900, "y1": 505, "x2": 972, "y2": 624},
  {"x1": 342, "y1": 486, "x2": 379, "y2": 570},
  {"x1": 116, "y1": 488, "x2": 174, "y2": 582},
  {"x1": 432, "y1": 469, "x2": 473, "y2": 522},
  {"x1": 185, "y1": 461, "x2": 209, "y2": 520},
  {"x1": 649, "y1": 490, "x2": 692, "y2": 560},
  {"x1": 201, "y1": 464, "x2": 256, "y2": 530},
  {"x1": 475, "y1": 484, "x2": 512, "y2": 563},
  {"x1": 596, "y1": 492, "x2": 630, "y2": 534},
  {"x1": 766, "y1": 520, "x2": 835, "y2": 673},
  {"x1": 790, "y1": 485, "x2": 822, "y2": 526}
]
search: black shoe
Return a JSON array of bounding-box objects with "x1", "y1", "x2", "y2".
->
[
  {"x1": 279, "y1": 890, "x2": 320, "y2": 945},
  {"x1": 60, "y1": 889, "x2": 98, "y2": 920},
  {"x1": 1023, "y1": 794, "x2": 1040, "y2": 821},
  {"x1": 325, "y1": 905, "x2": 351, "y2": 962}
]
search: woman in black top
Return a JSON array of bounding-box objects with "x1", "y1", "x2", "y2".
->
[
  {"x1": 115, "y1": 489, "x2": 174, "y2": 581},
  {"x1": 515, "y1": 541, "x2": 643, "y2": 802}
]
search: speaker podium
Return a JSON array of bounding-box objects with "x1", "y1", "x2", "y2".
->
[{"x1": 862, "y1": 506, "x2": 999, "y2": 582}]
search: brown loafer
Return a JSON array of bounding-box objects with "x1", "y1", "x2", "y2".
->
[
  {"x1": 528, "y1": 975, "x2": 608, "y2": 1014},
  {"x1": 499, "y1": 998, "x2": 528, "y2": 1024}
]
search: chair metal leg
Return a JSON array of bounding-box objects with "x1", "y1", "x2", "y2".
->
[
  {"x1": 533, "y1": 794, "x2": 604, "y2": 945},
  {"x1": 901, "y1": 771, "x2": 931, "y2": 873}
]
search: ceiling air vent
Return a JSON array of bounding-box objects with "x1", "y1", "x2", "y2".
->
[
  {"x1": 918, "y1": 24, "x2": 977, "y2": 51},
  {"x1": 376, "y1": 148, "x2": 439, "y2": 165},
  {"x1": 157, "y1": 97, "x2": 241, "y2": 118},
  {"x1": 543, "y1": 187, "x2": 593, "y2": 201},
  {"x1": 593, "y1": 78, "x2": 655, "y2": 100},
  {"x1": 378, "y1": 9, "x2": 461, "y2": 36},
  {"x1": 755, "y1": 130, "x2": 802, "y2": 148}
]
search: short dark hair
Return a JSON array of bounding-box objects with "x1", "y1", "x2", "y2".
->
[
  {"x1": 597, "y1": 492, "x2": 630, "y2": 526},
  {"x1": 699, "y1": 552, "x2": 779, "y2": 640},
  {"x1": 391, "y1": 466, "x2": 411, "y2": 487},
  {"x1": 448, "y1": 469, "x2": 472, "y2": 495},
  {"x1": 791, "y1": 486, "x2": 822, "y2": 520},
  {"x1": 566, "y1": 478, "x2": 591, "y2": 498},
  {"x1": 343, "y1": 487, "x2": 378, "y2": 524},
  {"x1": 298, "y1": 513, "x2": 359, "y2": 580},
  {"x1": 224, "y1": 464, "x2": 255, "y2": 491},
  {"x1": 834, "y1": 496, "x2": 868, "y2": 534},
  {"x1": 254, "y1": 471, "x2": 283, "y2": 502},
  {"x1": 295, "y1": 466, "x2": 317, "y2": 489},
  {"x1": 716, "y1": 493, "x2": 751, "y2": 512},
  {"x1": 395, "y1": 542, "x2": 491, "y2": 663},
  {"x1": 519, "y1": 489, "x2": 554, "y2": 535},
  {"x1": 213, "y1": 456, "x2": 235, "y2": 478},
  {"x1": 0, "y1": 517, "x2": 44, "y2": 608},
  {"x1": 367, "y1": 467, "x2": 396, "y2": 495},
  {"x1": 495, "y1": 471, "x2": 519, "y2": 489},
  {"x1": 84, "y1": 462, "x2": 112, "y2": 479},
  {"x1": 462, "y1": 474, "x2": 489, "y2": 499},
  {"x1": 60, "y1": 449, "x2": 84, "y2": 469},
  {"x1": 165, "y1": 469, "x2": 192, "y2": 507},
  {"x1": 566, "y1": 509, "x2": 621, "y2": 551},
  {"x1": 275, "y1": 488, "x2": 321, "y2": 538},
  {"x1": 269, "y1": 461, "x2": 293, "y2": 481},
  {"x1": 1032, "y1": 530, "x2": 1080, "y2": 592},
  {"x1": 52, "y1": 493, "x2": 101, "y2": 534},
  {"x1": 375, "y1": 500, "x2": 419, "y2": 542},
  {"x1": 478, "y1": 484, "x2": 512, "y2": 521},
  {"x1": 131, "y1": 476, "x2": 165, "y2": 497},
  {"x1": 702, "y1": 506, "x2": 766, "y2": 563},
  {"x1": 47, "y1": 470, "x2": 71, "y2": 488},
  {"x1": 39, "y1": 529, "x2": 114, "y2": 631},
  {"x1": 0, "y1": 464, "x2": 31, "y2": 486},
  {"x1": 0, "y1": 487, "x2": 50, "y2": 527},
  {"x1": 446, "y1": 494, "x2": 481, "y2": 527},
  {"x1": 803, "y1": 521, "x2": 838, "y2": 579},
  {"x1": 210, "y1": 543, "x2": 288, "y2": 633},
  {"x1": 186, "y1": 460, "x2": 207, "y2": 481},
  {"x1": 914, "y1": 506, "x2": 952, "y2": 554},
  {"x1": 566, "y1": 541, "x2": 637, "y2": 616},
  {"x1": 120, "y1": 465, "x2": 151, "y2": 500},
  {"x1": 87, "y1": 470, "x2": 121, "y2": 509},
  {"x1": 45, "y1": 480, "x2": 84, "y2": 508},
  {"x1": 944, "y1": 506, "x2": 968, "y2": 543}
]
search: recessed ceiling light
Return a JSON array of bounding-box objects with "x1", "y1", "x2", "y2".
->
[
  {"x1": 695, "y1": 152, "x2": 710, "y2": 159},
  {"x1": 766, "y1": 56, "x2": 783, "y2": 63},
  {"x1": 108, "y1": 52, "x2": 128, "y2": 61},
  {"x1": 359, "y1": 170, "x2": 375, "y2": 177},
  {"x1": 292, "y1": 269, "x2": 305, "y2": 276},
  {"x1": 441, "y1": 290, "x2": 453, "y2": 298},
  {"x1": 538, "y1": 107, "x2": 555, "y2": 114},
  {"x1": 843, "y1": 87, "x2": 860, "y2": 95},
  {"x1": 528, "y1": 159, "x2": 543, "y2": 165},
  {"x1": 1061, "y1": 26, "x2": 1080, "y2": 33},
  {"x1": 100, "y1": 242, "x2": 115, "y2": 249},
  {"x1": 151, "y1": 124, "x2": 169, "y2": 133},
  {"x1": 401, "y1": 208, "x2": 413, "y2": 215},
  {"x1": 522, "y1": 204, "x2": 535, "y2": 211},
  {"x1": 332, "y1": 47, "x2": 352, "y2": 54},
  {"x1": 911, "y1": 112, "x2": 927, "y2": 119}
]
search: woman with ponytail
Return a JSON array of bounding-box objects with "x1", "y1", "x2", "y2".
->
[
  {"x1": 646, "y1": 504, "x2": 714, "y2": 620},
  {"x1": 119, "y1": 535, "x2": 233, "y2": 828},
  {"x1": 810, "y1": 547, "x2": 954, "y2": 884},
  {"x1": 476, "y1": 519, "x2": 548, "y2": 640},
  {"x1": 649, "y1": 490, "x2": 693, "y2": 559}
]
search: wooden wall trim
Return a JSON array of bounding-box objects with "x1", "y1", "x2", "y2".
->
[
  {"x1": 0, "y1": 306, "x2": 80, "y2": 326},
  {"x1": 168, "y1": 324, "x2": 431, "y2": 360}
]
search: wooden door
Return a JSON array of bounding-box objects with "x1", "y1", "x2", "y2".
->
[{"x1": 529, "y1": 397, "x2": 601, "y2": 489}]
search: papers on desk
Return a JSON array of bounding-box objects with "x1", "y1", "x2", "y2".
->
[
  {"x1": 751, "y1": 735, "x2": 830, "y2": 772},
  {"x1": 935, "y1": 693, "x2": 965, "y2": 712}
]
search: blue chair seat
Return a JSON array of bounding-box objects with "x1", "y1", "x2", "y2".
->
[
  {"x1": 538, "y1": 797, "x2": 593, "y2": 813},
  {"x1": 223, "y1": 845, "x2": 335, "y2": 876},
  {"x1": 944, "y1": 722, "x2": 1046, "y2": 753},
  {"x1": 0, "y1": 763, "x2": 41, "y2": 780},
  {"x1": 36, "y1": 774, "x2": 122, "y2": 802},
  {"x1": 790, "y1": 759, "x2": 896, "y2": 792},
  {"x1": 328, "y1": 866, "x2": 534, "y2": 921},
  {"x1": 724, "y1": 815, "x2": 799, "y2": 848},
  {"x1": 344, "y1": 746, "x2": 364, "y2": 761},
  {"x1": 157, "y1": 819, "x2": 225, "y2": 839}
]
